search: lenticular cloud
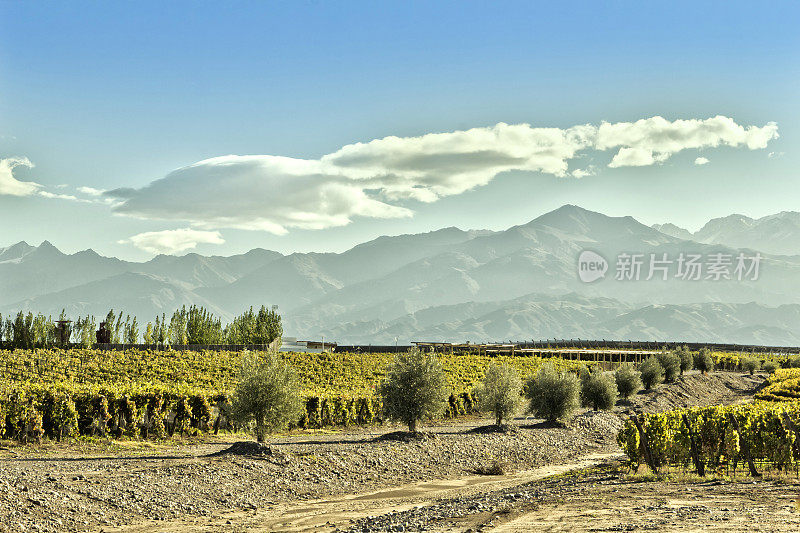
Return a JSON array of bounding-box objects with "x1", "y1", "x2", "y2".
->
[{"x1": 108, "y1": 115, "x2": 778, "y2": 234}]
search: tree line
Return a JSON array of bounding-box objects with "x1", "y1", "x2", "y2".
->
[{"x1": 0, "y1": 305, "x2": 282, "y2": 349}]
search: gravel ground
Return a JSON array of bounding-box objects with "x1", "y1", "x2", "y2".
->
[
  {"x1": 339, "y1": 461, "x2": 800, "y2": 532},
  {"x1": 0, "y1": 372, "x2": 764, "y2": 533}
]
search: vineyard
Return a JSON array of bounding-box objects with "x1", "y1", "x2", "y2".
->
[
  {"x1": 711, "y1": 350, "x2": 797, "y2": 371},
  {"x1": 0, "y1": 348, "x2": 592, "y2": 442},
  {"x1": 619, "y1": 364, "x2": 800, "y2": 476},
  {"x1": 755, "y1": 368, "x2": 800, "y2": 402},
  {"x1": 619, "y1": 401, "x2": 800, "y2": 477},
  {"x1": 618, "y1": 364, "x2": 800, "y2": 477}
]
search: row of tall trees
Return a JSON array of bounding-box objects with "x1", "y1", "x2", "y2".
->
[{"x1": 0, "y1": 305, "x2": 282, "y2": 349}]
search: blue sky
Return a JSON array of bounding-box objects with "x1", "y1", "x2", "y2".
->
[{"x1": 0, "y1": 1, "x2": 797, "y2": 260}]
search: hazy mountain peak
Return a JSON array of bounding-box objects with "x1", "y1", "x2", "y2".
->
[
  {"x1": 693, "y1": 212, "x2": 800, "y2": 255},
  {"x1": 74, "y1": 248, "x2": 102, "y2": 258},
  {"x1": 760, "y1": 211, "x2": 800, "y2": 224},
  {"x1": 524, "y1": 205, "x2": 663, "y2": 242},
  {"x1": 0, "y1": 241, "x2": 35, "y2": 263},
  {"x1": 652, "y1": 223, "x2": 693, "y2": 240},
  {"x1": 31, "y1": 240, "x2": 64, "y2": 257}
]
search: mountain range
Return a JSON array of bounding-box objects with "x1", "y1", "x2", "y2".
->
[
  {"x1": 652, "y1": 211, "x2": 800, "y2": 256},
  {"x1": 2, "y1": 205, "x2": 800, "y2": 345}
]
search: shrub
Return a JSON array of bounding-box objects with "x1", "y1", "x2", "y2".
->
[
  {"x1": 763, "y1": 360, "x2": 779, "y2": 374},
  {"x1": 475, "y1": 458, "x2": 509, "y2": 475},
  {"x1": 577, "y1": 366, "x2": 592, "y2": 407},
  {"x1": 229, "y1": 351, "x2": 303, "y2": 442},
  {"x1": 523, "y1": 364, "x2": 580, "y2": 423},
  {"x1": 615, "y1": 364, "x2": 643, "y2": 399},
  {"x1": 657, "y1": 352, "x2": 681, "y2": 383},
  {"x1": 640, "y1": 356, "x2": 664, "y2": 390},
  {"x1": 581, "y1": 371, "x2": 618, "y2": 411},
  {"x1": 14, "y1": 403, "x2": 44, "y2": 443},
  {"x1": 676, "y1": 345, "x2": 693, "y2": 374},
  {"x1": 52, "y1": 397, "x2": 79, "y2": 441},
  {"x1": 475, "y1": 362, "x2": 523, "y2": 426},
  {"x1": 380, "y1": 348, "x2": 449, "y2": 433},
  {"x1": 789, "y1": 356, "x2": 800, "y2": 369},
  {"x1": 695, "y1": 348, "x2": 715, "y2": 374},
  {"x1": 740, "y1": 356, "x2": 760, "y2": 375}
]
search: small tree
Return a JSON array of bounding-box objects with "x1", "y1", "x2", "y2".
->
[
  {"x1": 158, "y1": 313, "x2": 168, "y2": 346},
  {"x1": 143, "y1": 322, "x2": 154, "y2": 344},
  {"x1": 380, "y1": 348, "x2": 449, "y2": 433},
  {"x1": 475, "y1": 362, "x2": 523, "y2": 427},
  {"x1": 229, "y1": 352, "x2": 302, "y2": 442},
  {"x1": 169, "y1": 308, "x2": 188, "y2": 345},
  {"x1": 640, "y1": 356, "x2": 664, "y2": 390},
  {"x1": 80, "y1": 315, "x2": 95, "y2": 348},
  {"x1": 126, "y1": 316, "x2": 139, "y2": 344},
  {"x1": 676, "y1": 345, "x2": 693, "y2": 375},
  {"x1": 581, "y1": 371, "x2": 618, "y2": 411},
  {"x1": 763, "y1": 360, "x2": 778, "y2": 374},
  {"x1": 105, "y1": 309, "x2": 116, "y2": 340},
  {"x1": 740, "y1": 356, "x2": 760, "y2": 375},
  {"x1": 523, "y1": 364, "x2": 580, "y2": 423},
  {"x1": 615, "y1": 363, "x2": 642, "y2": 399},
  {"x1": 657, "y1": 352, "x2": 681, "y2": 383},
  {"x1": 695, "y1": 348, "x2": 715, "y2": 374}
]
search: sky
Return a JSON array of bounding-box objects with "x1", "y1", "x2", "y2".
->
[{"x1": 0, "y1": 1, "x2": 797, "y2": 261}]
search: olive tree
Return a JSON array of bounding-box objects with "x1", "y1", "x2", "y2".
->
[
  {"x1": 640, "y1": 356, "x2": 664, "y2": 390},
  {"x1": 615, "y1": 363, "x2": 642, "y2": 399},
  {"x1": 475, "y1": 362, "x2": 523, "y2": 427},
  {"x1": 676, "y1": 345, "x2": 693, "y2": 375},
  {"x1": 695, "y1": 348, "x2": 715, "y2": 374},
  {"x1": 657, "y1": 352, "x2": 681, "y2": 383},
  {"x1": 229, "y1": 351, "x2": 302, "y2": 442},
  {"x1": 380, "y1": 348, "x2": 449, "y2": 433},
  {"x1": 740, "y1": 356, "x2": 760, "y2": 375},
  {"x1": 523, "y1": 364, "x2": 580, "y2": 423},
  {"x1": 581, "y1": 370, "x2": 618, "y2": 411}
]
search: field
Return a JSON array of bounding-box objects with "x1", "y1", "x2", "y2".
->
[
  {"x1": 756, "y1": 368, "x2": 800, "y2": 402},
  {"x1": 2, "y1": 347, "x2": 800, "y2": 532},
  {"x1": 0, "y1": 348, "x2": 592, "y2": 440}
]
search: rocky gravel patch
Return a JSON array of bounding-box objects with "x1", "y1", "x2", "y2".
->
[{"x1": 338, "y1": 460, "x2": 800, "y2": 532}]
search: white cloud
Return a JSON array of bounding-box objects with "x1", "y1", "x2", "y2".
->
[
  {"x1": 608, "y1": 147, "x2": 657, "y2": 168},
  {"x1": 78, "y1": 186, "x2": 105, "y2": 196},
  {"x1": 119, "y1": 228, "x2": 225, "y2": 255},
  {"x1": 0, "y1": 157, "x2": 41, "y2": 196},
  {"x1": 322, "y1": 122, "x2": 596, "y2": 201},
  {"x1": 0, "y1": 158, "x2": 107, "y2": 203},
  {"x1": 110, "y1": 155, "x2": 413, "y2": 234},
  {"x1": 38, "y1": 191, "x2": 82, "y2": 201},
  {"x1": 694, "y1": 157, "x2": 710, "y2": 165},
  {"x1": 570, "y1": 166, "x2": 596, "y2": 178},
  {"x1": 108, "y1": 116, "x2": 779, "y2": 233},
  {"x1": 597, "y1": 115, "x2": 778, "y2": 168}
]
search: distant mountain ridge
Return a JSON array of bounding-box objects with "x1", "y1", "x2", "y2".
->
[
  {"x1": 652, "y1": 211, "x2": 800, "y2": 255},
  {"x1": 3, "y1": 205, "x2": 800, "y2": 345}
]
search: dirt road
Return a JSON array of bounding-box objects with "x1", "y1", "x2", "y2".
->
[{"x1": 110, "y1": 453, "x2": 619, "y2": 532}]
